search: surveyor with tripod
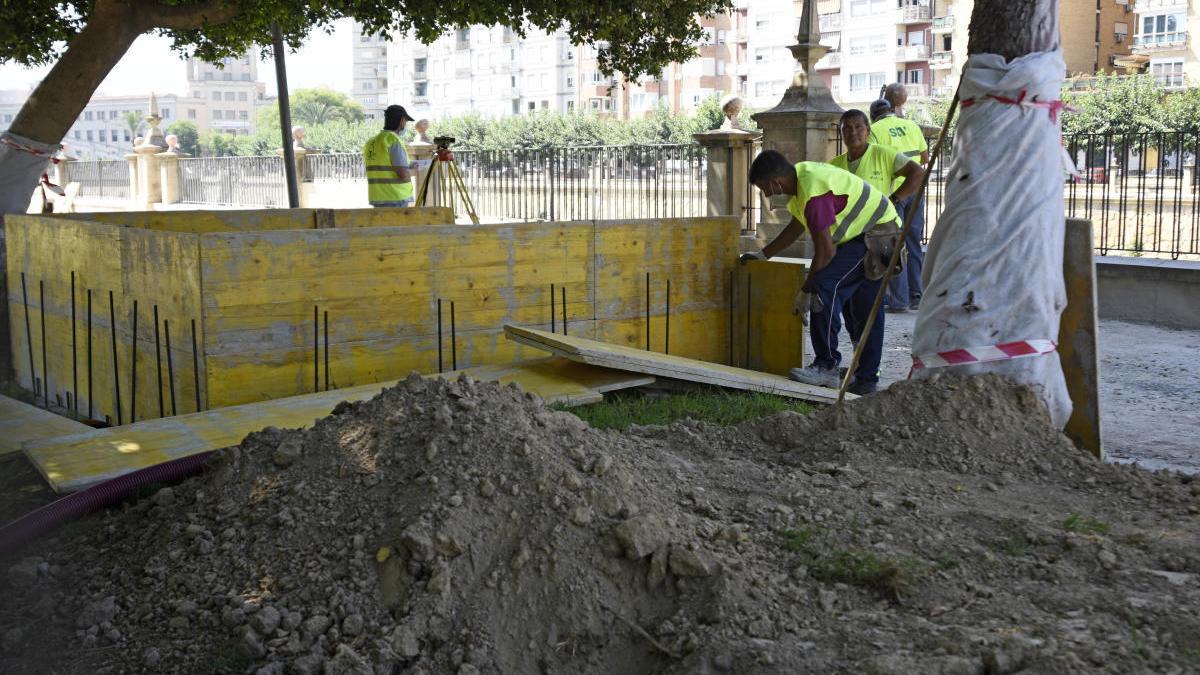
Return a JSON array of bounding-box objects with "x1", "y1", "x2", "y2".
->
[{"x1": 363, "y1": 104, "x2": 417, "y2": 207}]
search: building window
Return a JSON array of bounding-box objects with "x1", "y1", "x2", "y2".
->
[
  {"x1": 86, "y1": 130, "x2": 93, "y2": 141},
  {"x1": 224, "y1": 91, "x2": 235, "y2": 101},
  {"x1": 566, "y1": 76, "x2": 575, "y2": 89},
  {"x1": 848, "y1": 38, "x2": 867, "y2": 56},
  {"x1": 567, "y1": 100, "x2": 575, "y2": 111},
  {"x1": 849, "y1": 73, "x2": 886, "y2": 90},
  {"x1": 239, "y1": 110, "x2": 249, "y2": 120},
  {"x1": 204, "y1": 72, "x2": 213, "y2": 80},
  {"x1": 1151, "y1": 60, "x2": 1184, "y2": 87},
  {"x1": 84, "y1": 111, "x2": 93, "y2": 120},
  {"x1": 415, "y1": 82, "x2": 428, "y2": 97},
  {"x1": 162, "y1": 108, "x2": 170, "y2": 118},
  {"x1": 99, "y1": 130, "x2": 107, "y2": 142},
  {"x1": 108, "y1": 110, "x2": 117, "y2": 120},
  {"x1": 213, "y1": 110, "x2": 223, "y2": 120},
  {"x1": 188, "y1": 108, "x2": 196, "y2": 119},
  {"x1": 237, "y1": 92, "x2": 247, "y2": 101},
  {"x1": 212, "y1": 91, "x2": 221, "y2": 100},
  {"x1": 124, "y1": 131, "x2": 130, "y2": 141},
  {"x1": 74, "y1": 131, "x2": 82, "y2": 140}
]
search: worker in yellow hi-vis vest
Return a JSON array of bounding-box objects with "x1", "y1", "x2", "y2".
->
[
  {"x1": 363, "y1": 104, "x2": 416, "y2": 207},
  {"x1": 740, "y1": 150, "x2": 900, "y2": 396},
  {"x1": 830, "y1": 107, "x2": 924, "y2": 352},
  {"x1": 869, "y1": 84, "x2": 929, "y2": 311}
]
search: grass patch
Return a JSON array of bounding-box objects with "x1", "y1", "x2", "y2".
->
[
  {"x1": 1061, "y1": 513, "x2": 1111, "y2": 535},
  {"x1": 935, "y1": 552, "x2": 960, "y2": 570},
  {"x1": 994, "y1": 534, "x2": 1029, "y2": 556},
  {"x1": 557, "y1": 387, "x2": 815, "y2": 430},
  {"x1": 777, "y1": 528, "x2": 914, "y2": 600}
]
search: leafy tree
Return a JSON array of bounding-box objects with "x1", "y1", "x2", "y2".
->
[
  {"x1": 198, "y1": 130, "x2": 238, "y2": 157},
  {"x1": 1162, "y1": 88, "x2": 1200, "y2": 137},
  {"x1": 121, "y1": 111, "x2": 146, "y2": 144},
  {"x1": 1060, "y1": 73, "x2": 1166, "y2": 137},
  {"x1": 165, "y1": 120, "x2": 200, "y2": 155},
  {"x1": 257, "y1": 88, "x2": 367, "y2": 128},
  {"x1": 0, "y1": 0, "x2": 732, "y2": 214}
]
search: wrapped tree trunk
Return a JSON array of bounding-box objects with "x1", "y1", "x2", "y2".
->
[{"x1": 911, "y1": 0, "x2": 1073, "y2": 427}]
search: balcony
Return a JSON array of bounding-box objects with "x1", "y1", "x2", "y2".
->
[
  {"x1": 1133, "y1": 32, "x2": 1189, "y2": 52},
  {"x1": 899, "y1": 4, "x2": 931, "y2": 23},
  {"x1": 931, "y1": 15, "x2": 954, "y2": 33},
  {"x1": 413, "y1": 69, "x2": 427, "y2": 81},
  {"x1": 905, "y1": 82, "x2": 930, "y2": 98},
  {"x1": 413, "y1": 95, "x2": 429, "y2": 104},
  {"x1": 816, "y1": 51, "x2": 842, "y2": 69},
  {"x1": 1134, "y1": 0, "x2": 1191, "y2": 11},
  {"x1": 736, "y1": 28, "x2": 748, "y2": 42},
  {"x1": 819, "y1": 13, "x2": 842, "y2": 31},
  {"x1": 896, "y1": 44, "x2": 930, "y2": 61},
  {"x1": 932, "y1": 84, "x2": 955, "y2": 98},
  {"x1": 929, "y1": 51, "x2": 953, "y2": 69}
]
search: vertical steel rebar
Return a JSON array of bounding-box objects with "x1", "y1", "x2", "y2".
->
[
  {"x1": 164, "y1": 319, "x2": 177, "y2": 416},
  {"x1": 87, "y1": 290, "x2": 93, "y2": 420},
  {"x1": 39, "y1": 280, "x2": 48, "y2": 409},
  {"x1": 561, "y1": 285, "x2": 567, "y2": 336},
  {"x1": 71, "y1": 272, "x2": 78, "y2": 414},
  {"x1": 313, "y1": 305, "x2": 319, "y2": 393},
  {"x1": 450, "y1": 301, "x2": 457, "y2": 371},
  {"x1": 665, "y1": 279, "x2": 670, "y2": 355},
  {"x1": 437, "y1": 299, "x2": 443, "y2": 374},
  {"x1": 130, "y1": 300, "x2": 138, "y2": 422},
  {"x1": 550, "y1": 283, "x2": 556, "y2": 333},
  {"x1": 108, "y1": 290, "x2": 122, "y2": 425},
  {"x1": 323, "y1": 311, "x2": 329, "y2": 392},
  {"x1": 153, "y1": 305, "x2": 164, "y2": 418},
  {"x1": 645, "y1": 272, "x2": 651, "y2": 351},
  {"x1": 191, "y1": 319, "x2": 201, "y2": 412},
  {"x1": 20, "y1": 273, "x2": 35, "y2": 397}
]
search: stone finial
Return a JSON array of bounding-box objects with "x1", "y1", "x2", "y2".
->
[
  {"x1": 140, "y1": 91, "x2": 166, "y2": 150},
  {"x1": 414, "y1": 119, "x2": 432, "y2": 144}
]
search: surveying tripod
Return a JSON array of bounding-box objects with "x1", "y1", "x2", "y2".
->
[{"x1": 415, "y1": 136, "x2": 480, "y2": 224}]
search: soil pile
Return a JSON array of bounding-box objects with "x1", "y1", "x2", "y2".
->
[{"x1": 2, "y1": 372, "x2": 1199, "y2": 674}]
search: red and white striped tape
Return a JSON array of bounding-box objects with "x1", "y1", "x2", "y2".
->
[{"x1": 912, "y1": 339, "x2": 1057, "y2": 370}]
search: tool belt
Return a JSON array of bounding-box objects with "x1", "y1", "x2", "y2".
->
[{"x1": 862, "y1": 217, "x2": 905, "y2": 282}]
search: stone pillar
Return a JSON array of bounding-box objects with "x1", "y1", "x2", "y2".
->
[
  {"x1": 53, "y1": 149, "x2": 75, "y2": 187},
  {"x1": 125, "y1": 152, "x2": 140, "y2": 206},
  {"x1": 134, "y1": 145, "x2": 164, "y2": 207},
  {"x1": 409, "y1": 141, "x2": 436, "y2": 205},
  {"x1": 1183, "y1": 162, "x2": 1195, "y2": 189},
  {"x1": 157, "y1": 145, "x2": 188, "y2": 205},
  {"x1": 693, "y1": 129, "x2": 761, "y2": 233}
]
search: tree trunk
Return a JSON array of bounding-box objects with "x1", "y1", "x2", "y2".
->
[
  {"x1": 912, "y1": 0, "x2": 1073, "y2": 428},
  {"x1": 967, "y1": 0, "x2": 1060, "y2": 59}
]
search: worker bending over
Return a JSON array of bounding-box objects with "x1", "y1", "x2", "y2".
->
[
  {"x1": 869, "y1": 84, "x2": 929, "y2": 311},
  {"x1": 742, "y1": 151, "x2": 900, "y2": 395}
]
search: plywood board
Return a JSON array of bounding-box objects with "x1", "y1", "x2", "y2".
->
[
  {"x1": 732, "y1": 259, "x2": 807, "y2": 376},
  {"x1": 331, "y1": 207, "x2": 456, "y2": 228},
  {"x1": 56, "y1": 210, "x2": 319, "y2": 233},
  {"x1": 504, "y1": 325, "x2": 849, "y2": 404},
  {"x1": 0, "y1": 395, "x2": 89, "y2": 458},
  {"x1": 1059, "y1": 218, "x2": 1103, "y2": 459},
  {"x1": 24, "y1": 357, "x2": 648, "y2": 492}
]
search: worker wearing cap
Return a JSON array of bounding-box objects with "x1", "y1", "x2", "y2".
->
[
  {"x1": 363, "y1": 104, "x2": 416, "y2": 207},
  {"x1": 741, "y1": 150, "x2": 900, "y2": 395},
  {"x1": 869, "y1": 84, "x2": 929, "y2": 311}
]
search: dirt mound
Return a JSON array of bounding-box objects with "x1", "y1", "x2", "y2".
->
[{"x1": 2, "y1": 373, "x2": 1199, "y2": 674}]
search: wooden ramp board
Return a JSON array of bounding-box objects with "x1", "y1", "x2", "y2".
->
[
  {"x1": 0, "y1": 395, "x2": 91, "y2": 458},
  {"x1": 23, "y1": 357, "x2": 650, "y2": 493},
  {"x1": 504, "y1": 325, "x2": 851, "y2": 405}
]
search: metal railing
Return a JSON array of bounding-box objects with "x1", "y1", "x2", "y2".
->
[
  {"x1": 178, "y1": 156, "x2": 289, "y2": 207},
  {"x1": 451, "y1": 144, "x2": 708, "y2": 221},
  {"x1": 922, "y1": 131, "x2": 1199, "y2": 259},
  {"x1": 71, "y1": 160, "x2": 129, "y2": 200},
  {"x1": 305, "y1": 153, "x2": 364, "y2": 181}
]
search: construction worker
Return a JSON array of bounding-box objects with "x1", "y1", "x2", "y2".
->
[
  {"x1": 742, "y1": 150, "x2": 900, "y2": 395},
  {"x1": 830, "y1": 107, "x2": 924, "y2": 348},
  {"x1": 363, "y1": 104, "x2": 416, "y2": 207},
  {"x1": 869, "y1": 84, "x2": 928, "y2": 312}
]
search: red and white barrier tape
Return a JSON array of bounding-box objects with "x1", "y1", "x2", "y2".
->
[
  {"x1": 1, "y1": 135, "x2": 60, "y2": 164},
  {"x1": 960, "y1": 89, "x2": 1071, "y2": 123},
  {"x1": 912, "y1": 339, "x2": 1057, "y2": 370}
]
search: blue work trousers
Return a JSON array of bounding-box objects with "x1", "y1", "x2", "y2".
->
[
  {"x1": 886, "y1": 195, "x2": 925, "y2": 308},
  {"x1": 810, "y1": 237, "x2": 884, "y2": 384}
]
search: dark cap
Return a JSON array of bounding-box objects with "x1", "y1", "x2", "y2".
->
[
  {"x1": 383, "y1": 104, "x2": 415, "y2": 127},
  {"x1": 868, "y1": 99, "x2": 892, "y2": 121}
]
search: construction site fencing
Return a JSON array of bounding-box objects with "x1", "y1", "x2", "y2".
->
[
  {"x1": 304, "y1": 152, "x2": 364, "y2": 181},
  {"x1": 451, "y1": 144, "x2": 708, "y2": 221},
  {"x1": 178, "y1": 156, "x2": 289, "y2": 208},
  {"x1": 70, "y1": 160, "x2": 129, "y2": 201}
]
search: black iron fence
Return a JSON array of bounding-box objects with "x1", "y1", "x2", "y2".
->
[
  {"x1": 923, "y1": 130, "x2": 1198, "y2": 259},
  {"x1": 305, "y1": 153, "x2": 363, "y2": 181},
  {"x1": 451, "y1": 144, "x2": 708, "y2": 221},
  {"x1": 71, "y1": 160, "x2": 129, "y2": 200},
  {"x1": 178, "y1": 156, "x2": 289, "y2": 207}
]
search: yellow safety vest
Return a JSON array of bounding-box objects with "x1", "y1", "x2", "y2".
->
[
  {"x1": 787, "y1": 162, "x2": 898, "y2": 244},
  {"x1": 829, "y1": 143, "x2": 903, "y2": 197},
  {"x1": 869, "y1": 116, "x2": 926, "y2": 191},
  {"x1": 363, "y1": 131, "x2": 413, "y2": 204}
]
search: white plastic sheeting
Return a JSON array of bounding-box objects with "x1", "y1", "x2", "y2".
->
[
  {"x1": 912, "y1": 49, "x2": 1072, "y2": 428},
  {"x1": 0, "y1": 131, "x2": 59, "y2": 215}
]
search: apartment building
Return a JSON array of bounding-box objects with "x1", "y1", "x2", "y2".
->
[
  {"x1": 1122, "y1": 0, "x2": 1197, "y2": 89},
  {"x1": 0, "y1": 94, "x2": 184, "y2": 159},
  {"x1": 184, "y1": 50, "x2": 271, "y2": 136},
  {"x1": 352, "y1": 26, "x2": 390, "y2": 120},
  {"x1": 812, "y1": 0, "x2": 934, "y2": 107}
]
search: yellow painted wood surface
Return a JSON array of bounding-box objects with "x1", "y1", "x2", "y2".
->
[
  {"x1": 24, "y1": 357, "x2": 650, "y2": 492},
  {"x1": 504, "y1": 325, "x2": 849, "y2": 404},
  {"x1": 1059, "y1": 218, "x2": 1103, "y2": 459},
  {"x1": 732, "y1": 259, "x2": 807, "y2": 376},
  {"x1": 56, "y1": 210, "x2": 319, "y2": 233},
  {"x1": 331, "y1": 207, "x2": 455, "y2": 228},
  {"x1": 0, "y1": 395, "x2": 89, "y2": 458}
]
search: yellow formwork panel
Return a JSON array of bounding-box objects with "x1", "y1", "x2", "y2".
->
[
  {"x1": 56, "y1": 209, "x2": 319, "y2": 233},
  {"x1": 593, "y1": 308, "x2": 730, "y2": 365},
  {"x1": 331, "y1": 207, "x2": 455, "y2": 228},
  {"x1": 24, "y1": 356, "x2": 649, "y2": 493},
  {"x1": 0, "y1": 395, "x2": 89, "y2": 458},
  {"x1": 732, "y1": 260, "x2": 807, "y2": 376}
]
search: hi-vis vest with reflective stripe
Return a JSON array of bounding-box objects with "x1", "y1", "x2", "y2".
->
[
  {"x1": 363, "y1": 131, "x2": 413, "y2": 203},
  {"x1": 786, "y1": 162, "x2": 898, "y2": 245},
  {"x1": 829, "y1": 143, "x2": 902, "y2": 197},
  {"x1": 868, "y1": 115, "x2": 926, "y2": 159}
]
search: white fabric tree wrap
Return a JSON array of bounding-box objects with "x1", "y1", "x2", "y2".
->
[{"x1": 911, "y1": 49, "x2": 1073, "y2": 428}]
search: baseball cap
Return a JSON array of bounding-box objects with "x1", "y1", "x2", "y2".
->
[
  {"x1": 868, "y1": 99, "x2": 892, "y2": 121},
  {"x1": 384, "y1": 104, "x2": 415, "y2": 122}
]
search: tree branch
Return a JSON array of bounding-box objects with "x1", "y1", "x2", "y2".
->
[{"x1": 150, "y1": 0, "x2": 241, "y2": 30}]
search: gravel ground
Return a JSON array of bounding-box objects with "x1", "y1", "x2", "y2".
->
[{"x1": 808, "y1": 310, "x2": 1200, "y2": 474}]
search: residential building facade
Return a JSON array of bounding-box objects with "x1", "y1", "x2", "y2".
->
[
  {"x1": 1123, "y1": 0, "x2": 1197, "y2": 89},
  {"x1": 183, "y1": 50, "x2": 270, "y2": 136}
]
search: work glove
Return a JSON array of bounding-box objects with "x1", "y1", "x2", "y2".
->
[
  {"x1": 739, "y1": 251, "x2": 766, "y2": 264},
  {"x1": 792, "y1": 290, "x2": 823, "y2": 325}
]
